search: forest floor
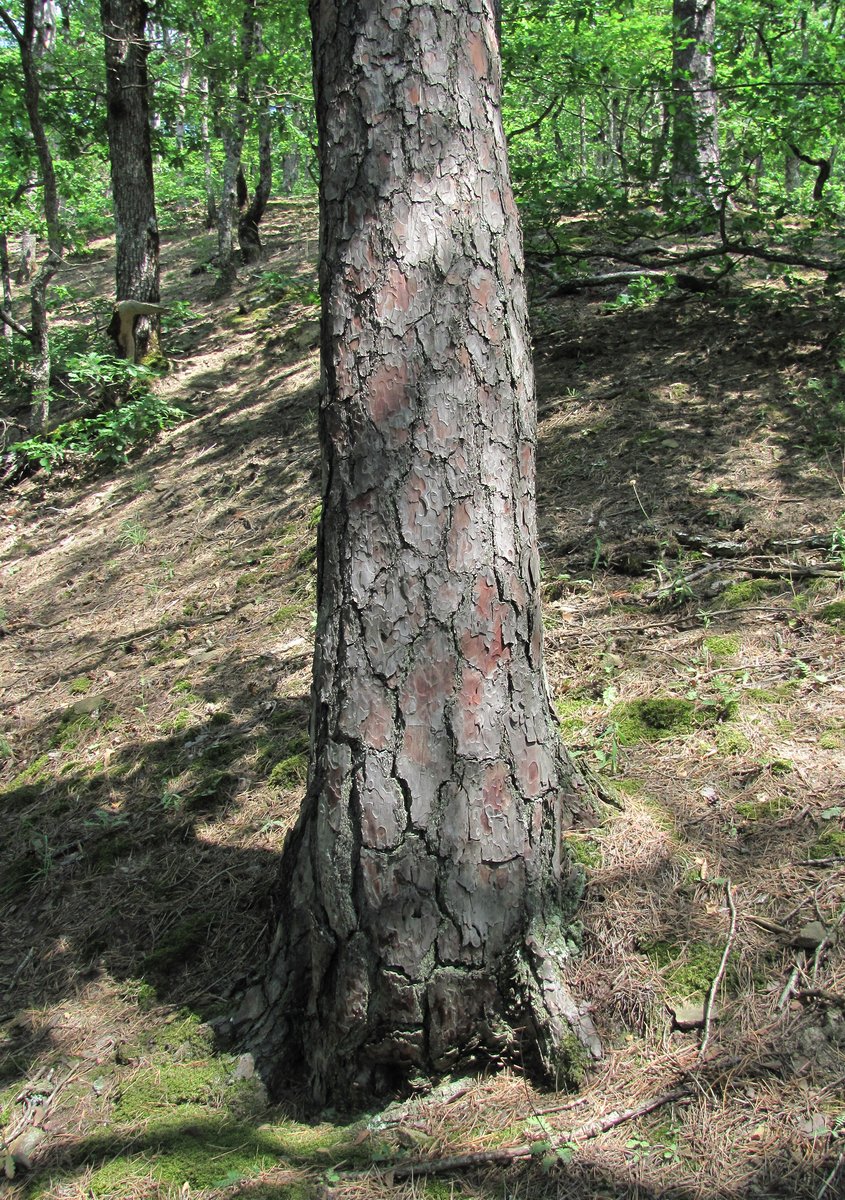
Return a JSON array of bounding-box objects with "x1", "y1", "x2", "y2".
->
[{"x1": 1, "y1": 200, "x2": 844, "y2": 1200}]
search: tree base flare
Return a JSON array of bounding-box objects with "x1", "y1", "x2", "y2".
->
[{"x1": 236, "y1": 914, "x2": 601, "y2": 1110}]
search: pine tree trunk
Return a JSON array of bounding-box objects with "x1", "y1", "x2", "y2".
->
[
  {"x1": 242, "y1": 0, "x2": 600, "y2": 1110},
  {"x1": 101, "y1": 0, "x2": 160, "y2": 359}
]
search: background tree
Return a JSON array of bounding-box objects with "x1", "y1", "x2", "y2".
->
[
  {"x1": 670, "y1": 0, "x2": 720, "y2": 208},
  {"x1": 243, "y1": 0, "x2": 600, "y2": 1108},
  {"x1": 101, "y1": 0, "x2": 161, "y2": 359},
  {"x1": 0, "y1": 0, "x2": 64, "y2": 429}
]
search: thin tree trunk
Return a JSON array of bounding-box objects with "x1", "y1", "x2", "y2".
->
[
  {"x1": 176, "y1": 33, "x2": 191, "y2": 154},
  {"x1": 216, "y1": 119, "x2": 248, "y2": 291},
  {"x1": 243, "y1": 0, "x2": 599, "y2": 1110},
  {"x1": 671, "y1": 0, "x2": 720, "y2": 209},
  {"x1": 16, "y1": 229, "x2": 36, "y2": 284},
  {"x1": 0, "y1": 0, "x2": 63, "y2": 430},
  {"x1": 214, "y1": 0, "x2": 255, "y2": 293},
  {"x1": 1, "y1": 233, "x2": 12, "y2": 344},
  {"x1": 101, "y1": 0, "x2": 160, "y2": 360},
  {"x1": 238, "y1": 103, "x2": 272, "y2": 264},
  {"x1": 199, "y1": 66, "x2": 217, "y2": 229}
]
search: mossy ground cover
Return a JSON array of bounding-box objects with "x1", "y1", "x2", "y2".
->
[{"x1": 2, "y1": 208, "x2": 844, "y2": 1200}]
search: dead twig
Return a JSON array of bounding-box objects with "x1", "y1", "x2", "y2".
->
[
  {"x1": 699, "y1": 880, "x2": 738, "y2": 1059},
  {"x1": 778, "y1": 964, "x2": 803, "y2": 1010},
  {"x1": 384, "y1": 1087, "x2": 692, "y2": 1179},
  {"x1": 818, "y1": 1145, "x2": 845, "y2": 1199}
]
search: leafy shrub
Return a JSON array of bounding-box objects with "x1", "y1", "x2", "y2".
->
[{"x1": 6, "y1": 392, "x2": 187, "y2": 479}]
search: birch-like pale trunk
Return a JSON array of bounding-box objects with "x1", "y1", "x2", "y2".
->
[{"x1": 671, "y1": 0, "x2": 720, "y2": 208}]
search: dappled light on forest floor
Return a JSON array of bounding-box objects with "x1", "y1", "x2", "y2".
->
[{"x1": 1, "y1": 202, "x2": 843, "y2": 1199}]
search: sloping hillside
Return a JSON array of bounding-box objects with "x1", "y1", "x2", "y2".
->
[{"x1": 1, "y1": 202, "x2": 844, "y2": 1199}]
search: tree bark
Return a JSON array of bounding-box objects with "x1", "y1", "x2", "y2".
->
[
  {"x1": 242, "y1": 0, "x2": 599, "y2": 1110},
  {"x1": 199, "y1": 61, "x2": 217, "y2": 230},
  {"x1": 0, "y1": 233, "x2": 12, "y2": 344},
  {"x1": 101, "y1": 0, "x2": 161, "y2": 359},
  {"x1": 671, "y1": 0, "x2": 720, "y2": 209},
  {"x1": 237, "y1": 103, "x2": 272, "y2": 264},
  {"x1": 0, "y1": 0, "x2": 63, "y2": 430},
  {"x1": 214, "y1": 0, "x2": 255, "y2": 293}
]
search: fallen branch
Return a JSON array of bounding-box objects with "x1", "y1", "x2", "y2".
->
[
  {"x1": 532, "y1": 261, "x2": 718, "y2": 296},
  {"x1": 700, "y1": 880, "x2": 738, "y2": 1059},
  {"x1": 385, "y1": 1087, "x2": 691, "y2": 1179}
]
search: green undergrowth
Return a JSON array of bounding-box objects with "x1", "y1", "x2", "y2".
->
[{"x1": 7, "y1": 391, "x2": 187, "y2": 479}]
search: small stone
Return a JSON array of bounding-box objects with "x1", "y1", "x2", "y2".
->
[
  {"x1": 233, "y1": 1053, "x2": 255, "y2": 1081},
  {"x1": 792, "y1": 921, "x2": 829, "y2": 950},
  {"x1": 293, "y1": 320, "x2": 321, "y2": 349},
  {"x1": 670, "y1": 999, "x2": 717, "y2": 1030},
  {"x1": 796, "y1": 1113, "x2": 828, "y2": 1137},
  {"x1": 68, "y1": 695, "x2": 107, "y2": 716},
  {"x1": 7, "y1": 1127, "x2": 47, "y2": 1170}
]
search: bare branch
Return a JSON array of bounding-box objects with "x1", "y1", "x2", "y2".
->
[
  {"x1": 383, "y1": 1087, "x2": 692, "y2": 1178},
  {"x1": 0, "y1": 308, "x2": 33, "y2": 340},
  {"x1": 0, "y1": 3, "x2": 24, "y2": 44}
]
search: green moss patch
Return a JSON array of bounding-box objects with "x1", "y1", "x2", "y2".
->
[
  {"x1": 643, "y1": 940, "x2": 731, "y2": 1000},
  {"x1": 718, "y1": 579, "x2": 782, "y2": 608},
  {"x1": 272, "y1": 602, "x2": 309, "y2": 624},
  {"x1": 744, "y1": 682, "x2": 797, "y2": 705},
  {"x1": 809, "y1": 825, "x2": 845, "y2": 859},
  {"x1": 555, "y1": 697, "x2": 592, "y2": 736},
  {"x1": 735, "y1": 795, "x2": 790, "y2": 820},
  {"x1": 703, "y1": 635, "x2": 740, "y2": 662},
  {"x1": 716, "y1": 727, "x2": 752, "y2": 755},
  {"x1": 819, "y1": 730, "x2": 844, "y2": 749},
  {"x1": 818, "y1": 600, "x2": 845, "y2": 629},
  {"x1": 84, "y1": 1118, "x2": 283, "y2": 1194},
  {"x1": 564, "y1": 832, "x2": 603, "y2": 869},
  {"x1": 113, "y1": 1061, "x2": 225, "y2": 1123},
  {"x1": 268, "y1": 754, "x2": 308, "y2": 788},
  {"x1": 611, "y1": 695, "x2": 730, "y2": 745}
]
